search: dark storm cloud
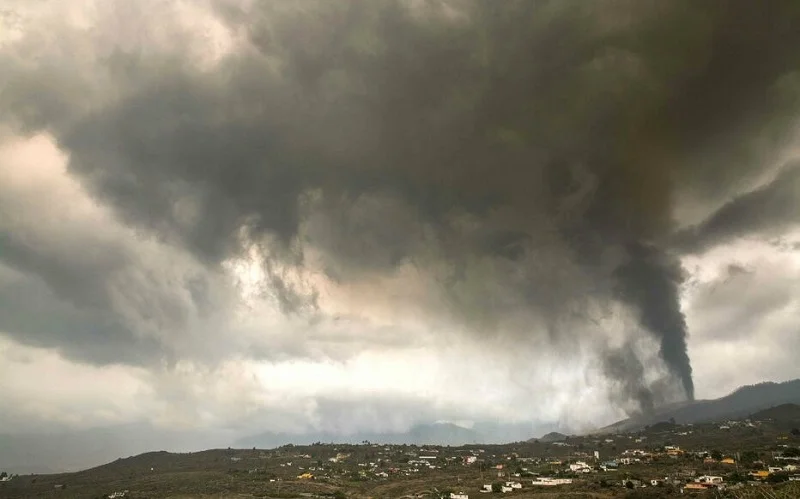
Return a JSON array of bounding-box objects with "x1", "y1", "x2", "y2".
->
[
  {"x1": 674, "y1": 164, "x2": 800, "y2": 254},
  {"x1": 3, "y1": 0, "x2": 800, "y2": 411},
  {"x1": 0, "y1": 230, "x2": 207, "y2": 366},
  {"x1": 0, "y1": 134, "x2": 228, "y2": 366},
  {"x1": 0, "y1": 263, "x2": 162, "y2": 365}
]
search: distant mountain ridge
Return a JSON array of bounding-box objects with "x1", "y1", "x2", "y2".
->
[
  {"x1": 237, "y1": 422, "x2": 479, "y2": 448},
  {"x1": 599, "y1": 379, "x2": 800, "y2": 433},
  {"x1": 236, "y1": 421, "x2": 561, "y2": 448}
]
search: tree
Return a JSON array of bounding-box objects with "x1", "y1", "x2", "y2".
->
[
  {"x1": 783, "y1": 447, "x2": 800, "y2": 458},
  {"x1": 0, "y1": 472, "x2": 6, "y2": 479},
  {"x1": 727, "y1": 471, "x2": 748, "y2": 484},
  {"x1": 710, "y1": 450, "x2": 723, "y2": 461},
  {"x1": 491, "y1": 482, "x2": 503, "y2": 493},
  {"x1": 741, "y1": 450, "x2": 760, "y2": 464},
  {"x1": 791, "y1": 428, "x2": 799, "y2": 436},
  {"x1": 767, "y1": 472, "x2": 789, "y2": 484}
]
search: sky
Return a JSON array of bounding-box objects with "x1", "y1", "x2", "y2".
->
[{"x1": 1, "y1": 0, "x2": 800, "y2": 458}]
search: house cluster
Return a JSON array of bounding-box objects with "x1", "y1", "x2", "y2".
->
[
  {"x1": 259, "y1": 445, "x2": 482, "y2": 483},
  {"x1": 479, "y1": 481, "x2": 523, "y2": 493},
  {"x1": 153, "y1": 429, "x2": 800, "y2": 495},
  {"x1": 682, "y1": 475, "x2": 724, "y2": 492}
]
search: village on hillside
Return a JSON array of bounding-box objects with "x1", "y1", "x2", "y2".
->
[{"x1": 2, "y1": 405, "x2": 800, "y2": 498}]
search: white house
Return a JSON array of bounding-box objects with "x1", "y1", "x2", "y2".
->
[
  {"x1": 696, "y1": 476, "x2": 723, "y2": 484},
  {"x1": 569, "y1": 461, "x2": 591, "y2": 473},
  {"x1": 450, "y1": 493, "x2": 468, "y2": 499},
  {"x1": 505, "y1": 481, "x2": 522, "y2": 489},
  {"x1": 531, "y1": 477, "x2": 572, "y2": 486},
  {"x1": 500, "y1": 486, "x2": 513, "y2": 493}
]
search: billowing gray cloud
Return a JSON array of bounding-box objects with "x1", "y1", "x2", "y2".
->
[
  {"x1": 1, "y1": 0, "x2": 800, "y2": 417},
  {"x1": 0, "y1": 135, "x2": 235, "y2": 366},
  {"x1": 0, "y1": 263, "x2": 161, "y2": 365},
  {"x1": 674, "y1": 164, "x2": 800, "y2": 253}
]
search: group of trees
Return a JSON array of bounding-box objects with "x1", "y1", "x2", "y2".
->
[
  {"x1": 781, "y1": 447, "x2": 800, "y2": 457},
  {"x1": 739, "y1": 450, "x2": 761, "y2": 464}
]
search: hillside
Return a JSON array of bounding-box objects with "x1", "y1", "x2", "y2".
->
[
  {"x1": 3, "y1": 427, "x2": 799, "y2": 499},
  {"x1": 530, "y1": 431, "x2": 568, "y2": 443},
  {"x1": 750, "y1": 403, "x2": 800, "y2": 430},
  {"x1": 751, "y1": 403, "x2": 800, "y2": 421},
  {"x1": 599, "y1": 378, "x2": 800, "y2": 433}
]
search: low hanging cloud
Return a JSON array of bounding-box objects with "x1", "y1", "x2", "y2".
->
[
  {"x1": 1, "y1": 0, "x2": 800, "y2": 422},
  {"x1": 674, "y1": 164, "x2": 800, "y2": 253}
]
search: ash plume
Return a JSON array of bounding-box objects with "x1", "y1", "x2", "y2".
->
[
  {"x1": 3, "y1": 0, "x2": 800, "y2": 413},
  {"x1": 614, "y1": 243, "x2": 693, "y2": 400}
]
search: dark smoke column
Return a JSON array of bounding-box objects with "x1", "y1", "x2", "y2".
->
[{"x1": 613, "y1": 242, "x2": 694, "y2": 401}]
